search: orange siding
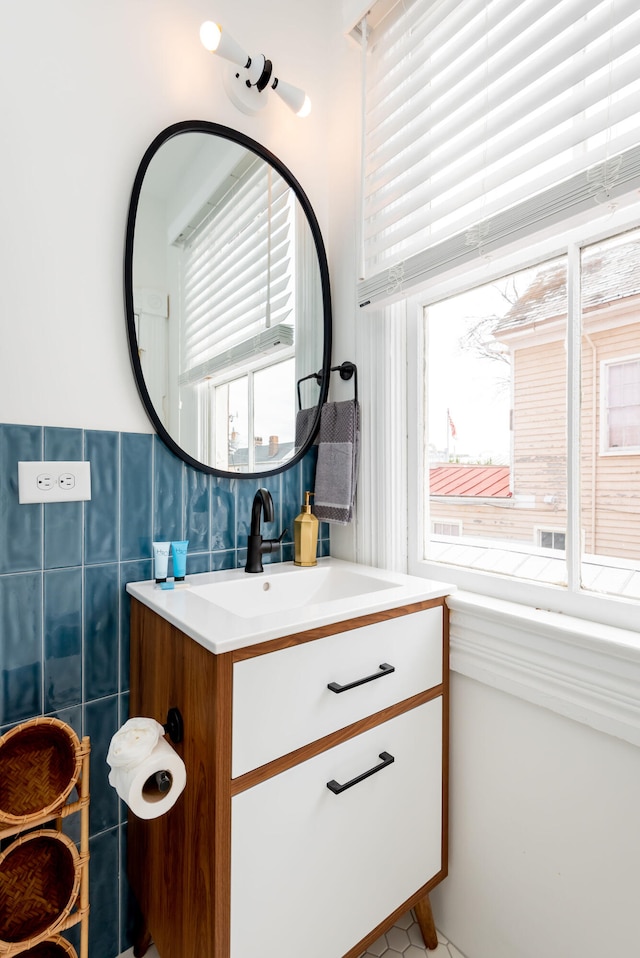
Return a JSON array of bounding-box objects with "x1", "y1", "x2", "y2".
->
[
  {"x1": 581, "y1": 322, "x2": 640, "y2": 559},
  {"x1": 513, "y1": 340, "x2": 567, "y2": 503},
  {"x1": 430, "y1": 317, "x2": 640, "y2": 562}
]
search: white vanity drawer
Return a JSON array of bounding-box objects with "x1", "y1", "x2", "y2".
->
[
  {"x1": 232, "y1": 605, "x2": 442, "y2": 777},
  {"x1": 230, "y1": 698, "x2": 443, "y2": 958}
]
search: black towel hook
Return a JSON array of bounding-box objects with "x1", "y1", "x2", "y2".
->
[
  {"x1": 296, "y1": 360, "x2": 358, "y2": 409},
  {"x1": 333, "y1": 361, "x2": 358, "y2": 403}
]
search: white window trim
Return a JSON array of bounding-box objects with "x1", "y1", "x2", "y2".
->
[{"x1": 600, "y1": 353, "x2": 640, "y2": 456}]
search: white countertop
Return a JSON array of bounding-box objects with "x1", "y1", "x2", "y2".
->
[{"x1": 126, "y1": 557, "x2": 452, "y2": 654}]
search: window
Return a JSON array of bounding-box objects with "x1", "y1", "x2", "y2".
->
[
  {"x1": 416, "y1": 226, "x2": 640, "y2": 604},
  {"x1": 357, "y1": 0, "x2": 640, "y2": 626},
  {"x1": 210, "y1": 359, "x2": 297, "y2": 472},
  {"x1": 602, "y1": 357, "x2": 640, "y2": 453},
  {"x1": 424, "y1": 255, "x2": 569, "y2": 587},
  {"x1": 580, "y1": 233, "x2": 640, "y2": 592},
  {"x1": 537, "y1": 530, "x2": 566, "y2": 551},
  {"x1": 432, "y1": 521, "x2": 462, "y2": 537}
]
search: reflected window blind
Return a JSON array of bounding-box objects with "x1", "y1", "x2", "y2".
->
[
  {"x1": 181, "y1": 159, "x2": 294, "y2": 380},
  {"x1": 359, "y1": 0, "x2": 640, "y2": 307}
]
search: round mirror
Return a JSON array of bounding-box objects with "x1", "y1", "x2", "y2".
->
[{"x1": 124, "y1": 121, "x2": 331, "y2": 477}]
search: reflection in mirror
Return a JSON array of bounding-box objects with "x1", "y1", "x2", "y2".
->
[{"x1": 127, "y1": 123, "x2": 330, "y2": 476}]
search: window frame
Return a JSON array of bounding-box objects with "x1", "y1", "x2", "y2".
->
[{"x1": 405, "y1": 201, "x2": 640, "y2": 634}]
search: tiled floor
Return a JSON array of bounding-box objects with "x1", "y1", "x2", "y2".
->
[
  {"x1": 121, "y1": 910, "x2": 467, "y2": 958},
  {"x1": 359, "y1": 910, "x2": 466, "y2": 957}
]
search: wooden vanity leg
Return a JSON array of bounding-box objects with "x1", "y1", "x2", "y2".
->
[
  {"x1": 132, "y1": 916, "x2": 152, "y2": 957},
  {"x1": 414, "y1": 893, "x2": 439, "y2": 951}
]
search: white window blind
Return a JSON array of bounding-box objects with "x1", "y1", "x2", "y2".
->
[
  {"x1": 180, "y1": 157, "x2": 294, "y2": 385},
  {"x1": 359, "y1": 0, "x2": 640, "y2": 307}
]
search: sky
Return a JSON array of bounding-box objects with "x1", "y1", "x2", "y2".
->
[{"x1": 426, "y1": 278, "x2": 520, "y2": 464}]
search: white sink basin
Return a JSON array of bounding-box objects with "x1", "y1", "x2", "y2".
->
[
  {"x1": 189, "y1": 565, "x2": 398, "y2": 618},
  {"x1": 126, "y1": 558, "x2": 452, "y2": 654}
]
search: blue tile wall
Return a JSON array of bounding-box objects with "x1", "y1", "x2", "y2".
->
[{"x1": 0, "y1": 422, "x2": 326, "y2": 958}]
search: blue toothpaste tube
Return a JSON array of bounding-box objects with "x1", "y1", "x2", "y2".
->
[{"x1": 171, "y1": 540, "x2": 189, "y2": 581}]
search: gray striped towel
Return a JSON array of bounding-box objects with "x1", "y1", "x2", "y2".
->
[{"x1": 313, "y1": 400, "x2": 360, "y2": 524}]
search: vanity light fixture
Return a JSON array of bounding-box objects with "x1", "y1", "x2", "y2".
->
[{"x1": 199, "y1": 21, "x2": 311, "y2": 118}]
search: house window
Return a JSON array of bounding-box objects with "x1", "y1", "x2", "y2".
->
[
  {"x1": 537, "y1": 530, "x2": 566, "y2": 551},
  {"x1": 602, "y1": 357, "x2": 640, "y2": 453},
  {"x1": 432, "y1": 521, "x2": 462, "y2": 538}
]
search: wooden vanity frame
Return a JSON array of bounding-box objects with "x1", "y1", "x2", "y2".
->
[{"x1": 128, "y1": 596, "x2": 449, "y2": 958}]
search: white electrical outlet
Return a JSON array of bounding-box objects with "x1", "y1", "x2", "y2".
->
[{"x1": 18, "y1": 461, "x2": 92, "y2": 504}]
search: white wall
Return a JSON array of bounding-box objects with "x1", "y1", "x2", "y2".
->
[
  {"x1": 0, "y1": 0, "x2": 350, "y2": 432},
  {"x1": 432, "y1": 673, "x2": 640, "y2": 958}
]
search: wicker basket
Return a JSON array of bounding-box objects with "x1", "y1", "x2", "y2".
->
[
  {"x1": 14, "y1": 936, "x2": 77, "y2": 958},
  {"x1": 0, "y1": 718, "x2": 82, "y2": 826},
  {"x1": 0, "y1": 830, "x2": 81, "y2": 950}
]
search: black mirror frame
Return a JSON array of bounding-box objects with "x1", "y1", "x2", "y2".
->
[{"x1": 124, "y1": 120, "x2": 332, "y2": 479}]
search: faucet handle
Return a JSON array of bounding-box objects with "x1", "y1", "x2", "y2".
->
[{"x1": 264, "y1": 528, "x2": 288, "y2": 550}]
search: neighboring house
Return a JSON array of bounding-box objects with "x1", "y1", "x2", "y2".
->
[
  {"x1": 430, "y1": 240, "x2": 640, "y2": 562},
  {"x1": 228, "y1": 436, "x2": 296, "y2": 471}
]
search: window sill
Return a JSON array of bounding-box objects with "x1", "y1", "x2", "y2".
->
[{"x1": 446, "y1": 590, "x2": 640, "y2": 747}]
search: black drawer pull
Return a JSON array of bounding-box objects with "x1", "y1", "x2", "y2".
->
[
  {"x1": 327, "y1": 751, "x2": 395, "y2": 795},
  {"x1": 327, "y1": 662, "x2": 395, "y2": 694}
]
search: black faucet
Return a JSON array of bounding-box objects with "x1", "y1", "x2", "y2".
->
[{"x1": 245, "y1": 489, "x2": 287, "y2": 574}]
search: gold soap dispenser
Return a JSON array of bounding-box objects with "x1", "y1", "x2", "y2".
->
[{"x1": 294, "y1": 491, "x2": 318, "y2": 566}]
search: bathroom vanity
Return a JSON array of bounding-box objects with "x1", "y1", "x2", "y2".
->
[{"x1": 126, "y1": 559, "x2": 450, "y2": 958}]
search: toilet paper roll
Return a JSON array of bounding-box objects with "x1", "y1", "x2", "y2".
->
[{"x1": 108, "y1": 735, "x2": 186, "y2": 820}]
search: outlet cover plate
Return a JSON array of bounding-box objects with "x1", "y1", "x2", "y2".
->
[{"x1": 18, "y1": 461, "x2": 92, "y2": 503}]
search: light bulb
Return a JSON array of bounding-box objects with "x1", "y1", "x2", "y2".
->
[
  {"x1": 199, "y1": 21, "x2": 222, "y2": 53},
  {"x1": 297, "y1": 95, "x2": 312, "y2": 118},
  {"x1": 199, "y1": 21, "x2": 249, "y2": 68},
  {"x1": 272, "y1": 78, "x2": 312, "y2": 117}
]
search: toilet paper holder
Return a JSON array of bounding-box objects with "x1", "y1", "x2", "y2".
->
[{"x1": 163, "y1": 708, "x2": 183, "y2": 745}]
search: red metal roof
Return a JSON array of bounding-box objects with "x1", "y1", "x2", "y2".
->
[{"x1": 430, "y1": 464, "x2": 511, "y2": 497}]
